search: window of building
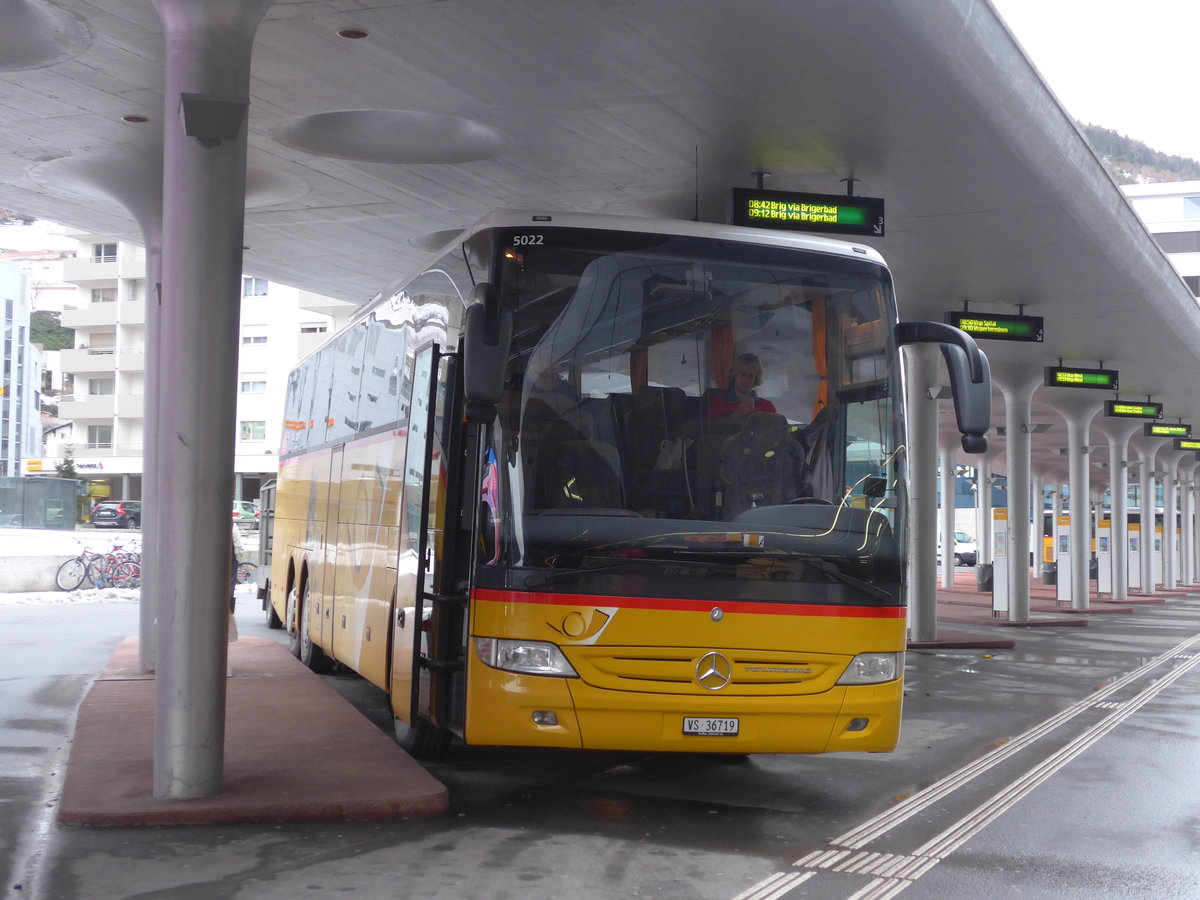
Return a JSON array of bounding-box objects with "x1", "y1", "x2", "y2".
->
[
  {"x1": 1153, "y1": 231, "x2": 1200, "y2": 254},
  {"x1": 240, "y1": 420, "x2": 266, "y2": 441},
  {"x1": 242, "y1": 277, "x2": 269, "y2": 297},
  {"x1": 1184, "y1": 275, "x2": 1200, "y2": 297},
  {"x1": 1185, "y1": 198, "x2": 1200, "y2": 219},
  {"x1": 242, "y1": 334, "x2": 268, "y2": 346},
  {"x1": 91, "y1": 243, "x2": 117, "y2": 263},
  {"x1": 91, "y1": 287, "x2": 117, "y2": 303},
  {"x1": 241, "y1": 379, "x2": 267, "y2": 393},
  {"x1": 89, "y1": 378, "x2": 115, "y2": 395},
  {"x1": 87, "y1": 425, "x2": 112, "y2": 448},
  {"x1": 300, "y1": 322, "x2": 328, "y2": 334}
]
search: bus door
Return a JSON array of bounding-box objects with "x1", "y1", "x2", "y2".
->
[{"x1": 391, "y1": 345, "x2": 444, "y2": 728}]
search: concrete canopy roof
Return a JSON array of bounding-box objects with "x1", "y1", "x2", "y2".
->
[{"x1": 3, "y1": 0, "x2": 1199, "y2": 436}]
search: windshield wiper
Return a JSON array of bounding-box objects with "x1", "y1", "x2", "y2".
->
[
  {"x1": 521, "y1": 556, "x2": 726, "y2": 588},
  {"x1": 795, "y1": 557, "x2": 895, "y2": 603}
]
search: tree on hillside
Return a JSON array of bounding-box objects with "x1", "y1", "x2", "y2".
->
[{"x1": 30, "y1": 310, "x2": 74, "y2": 351}]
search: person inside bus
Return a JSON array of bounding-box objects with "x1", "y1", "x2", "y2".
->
[{"x1": 707, "y1": 352, "x2": 777, "y2": 423}]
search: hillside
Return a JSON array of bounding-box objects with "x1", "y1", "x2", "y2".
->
[{"x1": 1081, "y1": 124, "x2": 1200, "y2": 184}]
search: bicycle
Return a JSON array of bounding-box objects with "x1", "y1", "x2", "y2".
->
[
  {"x1": 55, "y1": 549, "x2": 98, "y2": 591},
  {"x1": 234, "y1": 560, "x2": 257, "y2": 585},
  {"x1": 56, "y1": 544, "x2": 142, "y2": 591},
  {"x1": 87, "y1": 546, "x2": 141, "y2": 588}
]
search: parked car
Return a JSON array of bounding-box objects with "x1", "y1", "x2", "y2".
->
[
  {"x1": 937, "y1": 530, "x2": 978, "y2": 566},
  {"x1": 232, "y1": 500, "x2": 259, "y2": 530},
  {"x1": 92, "y1": 500, "x2": 141, "y2": 528},
  {"x1": 0, "y1": 513, "x2": 24, "y2": 527}
]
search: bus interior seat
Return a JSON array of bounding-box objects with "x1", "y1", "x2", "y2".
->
[
  {"x1": 611, "y1": 387, "x2": 690, "y2": 516},
  {"x1": 682, "y1": 417, "x2": 740, "y2": 519},
  {"x1": 532, "y1": 419, "x2": 625, "y2": 510},
  {"x1": 719, "y1": 412, "x2": 805, "y2": 518}
]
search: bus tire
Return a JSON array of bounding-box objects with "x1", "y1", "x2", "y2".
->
[
  {"x1": 394, "y1": 716, "x2": 452, "y2": 759},
  {"x1": 264, "y1": 594, "x2": 283, "y2": 630},
  {"x1": 286, "y1": 586, "x2": 302, "y2": 658},
  {"x1": 298, "y1": 582, "x2": 333, "y2": 673}
]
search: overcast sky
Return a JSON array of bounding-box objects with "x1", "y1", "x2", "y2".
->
[{"x1": 990, "y1": 0, "x2": 1200, "y2": 161}]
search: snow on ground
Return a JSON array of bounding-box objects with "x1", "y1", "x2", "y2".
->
[
  {"x1": 0, "y1": 587, "x2": 142, "y2": 606},
  {"x1": 0, "y1": 527, "x2": 260, "y2": 606},
  {"x1": 0, "y1": 583, "x2": 260, "y2": 607}
]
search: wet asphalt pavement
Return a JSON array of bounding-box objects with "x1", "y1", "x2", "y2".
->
[{"x1": 4, "y1": 588, "x2": 1200, "y2": 900}]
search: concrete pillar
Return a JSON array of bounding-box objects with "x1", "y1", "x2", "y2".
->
[
  {"x1": 938, "y1": 433, "x2": 958, "y2": 588},
  {"x1": 1048, "y1": 397, "x2": 1099, "y2": 610},
  {"x1": 27, "y1": 147, "x2": 166, "y2": 672},
  {"x1": 991, "y1": 364, "x2": 1042, "y2": 622},
  {"x1": 1130, "y1": 435, "x2": 1168, "y2": 593},
  {"x1": 1181, "y1": 461, "x2": 1196, "y2": 586},
  {"x1": 1189, "y1": 462, "x2": 1200, "y2": 584},
  {"x1": 152, "y1": 0, "x2": 273, "y2": 800},
  {"x1": 1094, "y1": 418, "x2": 1140, "y2": 600},
  {"x1": 1159, "y1": 450, "x2": 1189, "y2": 589},
  {"x1": 904, "y1": 343, "x2": 942, "y2": 643},
  {"x1": 1030, "y1": 469, "x2": 1045, "y2": 577},
  {"x1": 974, "y1": 442, "x2": 1002, "y2": 567}
]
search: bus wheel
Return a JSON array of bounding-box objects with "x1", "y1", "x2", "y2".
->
[
  {"x1": 394, "y1": 716, "x2": 452, "y2": 759},
  {"x1": 285, "y1": 587, "x2": 302, "y2": 658},
  {"x1": 298, "y1": 582, "x2": 333, "y2": 673},
  {"x1": 264, "y1": 590, "x2": 283, "y2": 630}
]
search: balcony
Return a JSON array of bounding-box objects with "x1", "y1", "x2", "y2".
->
[
  {"x1": 115, "y1": 347, "x2": 145, "y2": 373},
  {"x1": 60, "y1": 347, "x2": 117, "y2": 374},
  {"x1": 62, "y1": 304, "x2": 120, "y2": 329},
  {"x1": 115, "y1": 393, "x2": 145, "y2": 418},
  {"x1": 57, "y1": 393, "x2": 116, "y2": 420},
  {"x1": 62, "y1": 257, "x2": 118, "y2": 285},
  {"x1": 119, "y1": 298, "x2": 146, "y2": 325}
]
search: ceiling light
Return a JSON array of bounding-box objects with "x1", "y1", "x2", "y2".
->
[
  {"x1": 121, "y1": 115, "x2": 149, "y2": 124},
  {"x1": 337, "y1": 28, "x2": 369, "y2": 39}
]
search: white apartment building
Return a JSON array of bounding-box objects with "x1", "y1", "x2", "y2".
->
[
  {"x1": 1123, "y1": 181, "x2": 1200, "y2": 299},
  {"x1": 1, "y1": 261, "x2": 43, "y2": 477},
  {"x1": 27, "y1": 233, "x2": 355, "y2": 501}
]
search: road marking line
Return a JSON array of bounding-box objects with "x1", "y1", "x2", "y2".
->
[
  {"x1": 731, "y1": 631, "x2": 1200, "y2": 900},
  {"x1": 832, "y1": 632, "x2": 1200, "y2": 849},
  {"x1": 730, "y1": 871, "x2": 812, "y2": 900},
  {"x1": 796, "y1": 650, "x2": 1200, "y2": 899}
]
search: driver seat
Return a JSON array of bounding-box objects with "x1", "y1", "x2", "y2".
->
[{"x1": 719, "y1": 412, "x2": 805, "y2": 518}]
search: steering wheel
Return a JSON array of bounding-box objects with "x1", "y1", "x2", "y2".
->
[{"x1": 787, "y1": 497, "x2": 834, "y2": 505}]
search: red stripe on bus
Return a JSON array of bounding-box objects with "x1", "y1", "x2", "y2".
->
[{"x1": 472, "y1": 588, "x2": 905, "y2": 618}]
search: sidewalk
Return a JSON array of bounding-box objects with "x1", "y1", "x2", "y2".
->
[
  {"x1": 913, "y1": 568, "x2": 1196, "y2": 650},
  {"x1": 59, "y1": 636, "x2": 448, "y2": 826}
]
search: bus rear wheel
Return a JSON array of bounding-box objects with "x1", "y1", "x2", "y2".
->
[
  {"x1": 264, "y1": 585, "x2": 283, "y2": 629},
  {"x1": 285, "y1": 586, "x2": 302, "y2": 658},
  {"x1": 298, "y1": 582, "x2": 333, "y2": 673}
]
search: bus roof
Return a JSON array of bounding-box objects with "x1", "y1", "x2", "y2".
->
[{"x1": 339, "y1": 208, "x2": 891, "y2": 337}]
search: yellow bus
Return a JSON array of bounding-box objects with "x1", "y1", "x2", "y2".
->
[{"x1": 264, "y1": 210, "x2": 989, "y2": 757}]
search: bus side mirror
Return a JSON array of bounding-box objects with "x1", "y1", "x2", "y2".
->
[
  {"x1": 463, "y1": 282, "x2": 513, "y2": 422},
  {"x1": 895, "y1": 321, "x2": 991, "y2": 454}
]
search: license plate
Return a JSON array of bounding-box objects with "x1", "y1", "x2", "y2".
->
[{"x1": 683, "y1": 716, "x2": 739, "y2": 736}]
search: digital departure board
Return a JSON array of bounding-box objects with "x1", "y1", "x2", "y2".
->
[
  {"x1": 1146, "y1": 423, "x2": 1191, "y2": 437},
  {"x1": 947, "y1": 311, "x2": 1043, "y2": 342},
  {"x1": 1174, "y1": 438, "x2": 1200, "y2": 451},
  {"x1": 1105, "y1": 400, "x2": 1163, "y2": 419},
  {"x1": 1043, "y1": 366, "x2": 1119, "y2": 390},
  {"x1": 731, "y1": 188, "x2": 885, "y2": 237}
]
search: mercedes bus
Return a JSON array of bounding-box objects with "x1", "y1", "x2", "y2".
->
[{"x1": 264, "y1": 210, "x2": 989, "y2": 757}]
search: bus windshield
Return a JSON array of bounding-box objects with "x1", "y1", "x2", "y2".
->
[{"x1": 480, "y1": 227, "x2": 903, "y2": 599}]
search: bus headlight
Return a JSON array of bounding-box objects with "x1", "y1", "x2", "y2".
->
[
  {"x1": 836, "y1": 652, "x2": 902, "y2": 685},
  {"x1": 475, "y1": 637, "x2": 579, "y2": 677}
]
